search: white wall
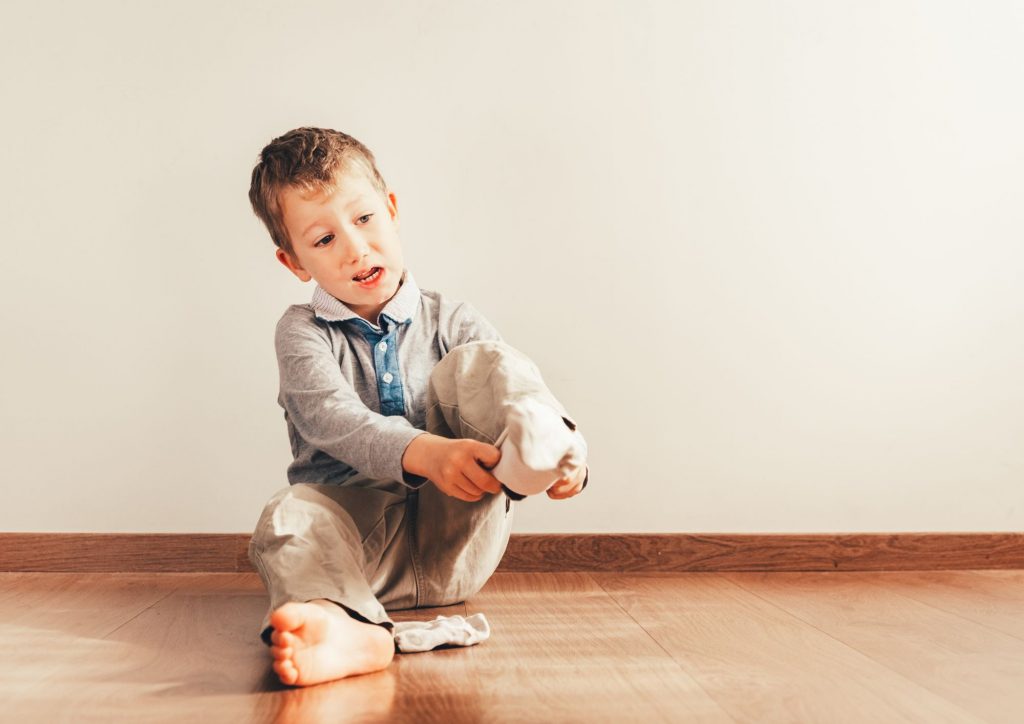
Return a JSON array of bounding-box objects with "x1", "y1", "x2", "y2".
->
[{"x1": 1, "y1": 0, "x2": 1021, "y2": 534}]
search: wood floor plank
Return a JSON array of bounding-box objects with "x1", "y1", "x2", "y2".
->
[
  {"x1": 0, "y1": 572, "x2": 178, "y2": 634},
  {"x1": 595, "y1": 572, "x2": 983, "y2": 724},
  {"x1": 3, "y1": 574, "x2": 277, "y2": 723},
  {"x1": 824, "y1": 570, "x2": 1024, "y2": 642},
  {"x1": 0, "y1": 572, "x2": 195, "y2": 723},
  {"x1": 725, "y1": 571, "x2": 1024, "y2": 723},
  {"x1": 7, "y1": 569, "x2": 1021, "y2": 723},
  {"x1": 451, "y1": 572, "x2": 733, "y2": 723}
]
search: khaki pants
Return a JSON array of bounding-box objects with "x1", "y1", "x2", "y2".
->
[{"x1": 248, "y1": 340, "x2": 575, "y2": 646}]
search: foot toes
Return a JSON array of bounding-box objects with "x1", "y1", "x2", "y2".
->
[
  {"x1": 270, "y1": 645, "x2": 292, "y2": 661},
  {"x1": 273, "y1": 658, "x2": 297, "y2": 685}
]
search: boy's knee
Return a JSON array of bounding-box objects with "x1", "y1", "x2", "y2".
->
[
  {"x1": 249, "y1": 484, "x2": 322, "y2": 555},
  {"x1": 261, "y1": 483, "x2": 332, "y2": 517},
  {"x1": 431, "y1": 340, "x2": 526, "y2": 379}
]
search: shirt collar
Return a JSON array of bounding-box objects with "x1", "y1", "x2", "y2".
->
[{"x1": 310, "y1": 268, "x2": 421, "y2": 331}]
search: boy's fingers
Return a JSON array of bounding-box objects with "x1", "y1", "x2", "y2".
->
[
  {"x1": 482, "y1": 470, "x2": 503, "y2": 495},
  {"x1": 547, "y1": 477, "x2": 578, "y2": 498},
  {"x1": 473, "y1": 441, "x2": 502, "y2": 469},
  {"x1": 452, "y1": 475, "x2": 482, "y2": 501},
  {"x1": 436, "y1": 474, "x2": 476, "y2": 502},
  {"x1": 464, "y1": 461, "x2": 502, "y2": 495},
  {"x1": 445, "y1": 472, "x2": 478, "y2": 500}
]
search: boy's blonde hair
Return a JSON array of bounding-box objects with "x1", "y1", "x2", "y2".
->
[{"x1": 248, "y1": 127, "x2": 389, "y2": 259}]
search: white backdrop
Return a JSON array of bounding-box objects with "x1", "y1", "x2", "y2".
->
[{"x1": 1, "y1": 0, "x2": 1021, "y2": 533}]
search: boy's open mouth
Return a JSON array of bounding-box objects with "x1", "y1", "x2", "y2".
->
[{"x1": 352, "y1": 267, "x2": 382, "y2": 283}]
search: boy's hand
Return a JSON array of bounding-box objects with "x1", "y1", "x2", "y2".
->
[
  {"x1": 546, "y1": 465, "x2": 588, "y2": 500},
  {"x1": 403, "y1": 434, "x2": 503, "y2": 502}
]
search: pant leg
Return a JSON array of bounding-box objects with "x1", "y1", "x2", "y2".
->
[
  {"x1": 248, "y1": 479, "x2": 417, "y2": 646},
  {"x1": 413, "y1": 340, "x2": 574, "y2": 607},
  {"x1": 249, "y1": 340, "x2": 574, "y2": 641}
]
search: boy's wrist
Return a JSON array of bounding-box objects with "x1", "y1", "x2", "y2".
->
[{"x1": 402, "y1": 432, "x2": 441, "y2": 479}]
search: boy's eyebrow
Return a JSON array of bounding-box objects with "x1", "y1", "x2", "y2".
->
[{"x1": 300, "y1": 195, "x2": 368, "y2": 238}]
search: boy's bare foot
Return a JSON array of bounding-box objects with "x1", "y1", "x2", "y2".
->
[{"x1": 268, "y1": 598, "x2": 395, "y2": 687}]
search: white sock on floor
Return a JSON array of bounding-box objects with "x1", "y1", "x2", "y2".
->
[
  {"x1": 491, "y1": 398, "x2": 587, "y2": 497},
  {"x1": 392, "y1": 613, "x2": 490, "y2": 653}
]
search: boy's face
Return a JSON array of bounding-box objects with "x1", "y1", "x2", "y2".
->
[{"x1": 276, "y1": 168, "x2": 404, "y2": 325}]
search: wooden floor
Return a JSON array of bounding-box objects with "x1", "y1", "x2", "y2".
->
[{"x1": 3, "y1": 570, "x2": 1023, "y2": 723}]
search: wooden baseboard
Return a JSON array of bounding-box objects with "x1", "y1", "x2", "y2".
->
[{"x1": 0, "y1": 532, "x2": 1021, "y2": 573}]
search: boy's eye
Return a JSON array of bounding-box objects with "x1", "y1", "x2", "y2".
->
[{"x1": 313, "y1": 215, "x2": 372, "y2": 247}]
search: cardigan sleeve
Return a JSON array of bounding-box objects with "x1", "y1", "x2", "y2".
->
[{"x1": 275, "y1": 311, "x2": 429, "y2": 488}]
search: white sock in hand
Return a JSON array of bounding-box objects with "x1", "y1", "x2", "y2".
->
[{"x1": 491, "y1": 398, "x2": 587, "y2": 498}]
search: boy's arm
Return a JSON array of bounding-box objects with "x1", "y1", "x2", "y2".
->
[{"x1": 276, "y1": 313, "x2": 429, "y2": 489}]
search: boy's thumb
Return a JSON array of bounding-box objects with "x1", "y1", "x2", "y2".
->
[{"x1": 475, "y1": 441, "x2": 502, "y2": 468}]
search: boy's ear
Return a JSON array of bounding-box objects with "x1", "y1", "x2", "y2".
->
[
  {"x1": 387, "y1": 190, "x2": 400, "y2": 227},
  {"x1": 276, "y1": 247, "x2": 312, "y2": 282}
]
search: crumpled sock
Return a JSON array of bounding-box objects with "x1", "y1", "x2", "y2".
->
[
  {"x1": 392, "y1": 613, "x2": 491, "y2": 653},
  {"x1": 492, "y1": 398, "x2": 587, "y2": 499}
]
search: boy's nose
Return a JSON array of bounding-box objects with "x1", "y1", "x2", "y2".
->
[{"x1": 343, "y1": 239, "x2": 371, "y2": 265}]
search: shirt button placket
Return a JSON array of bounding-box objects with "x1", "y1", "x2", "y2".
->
[{"x1": 376, "y1": 320, "x2": 405, "y2": 416}]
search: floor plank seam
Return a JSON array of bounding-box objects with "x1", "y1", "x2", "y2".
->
[
  {"x1": 720, "y1": 575, "x2": 888, "y2": 661},
  {"x1": 867, "y1": 578, "x2": 1024, "y2": 645},
  {"x1": 719, "y1": 575, "x2": 982, "y2": 719},
  {"x1": 100, "y1": 585, "x2": 180, "y2": 640},
  {"x1": 585, "y1": 574, "x2": 678, "y2": 663},
  {"x1": 586, "y1": 573, "x2": 741, "y2": 724}
]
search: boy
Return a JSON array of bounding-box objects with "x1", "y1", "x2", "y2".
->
[{"x1": 246, "y1": 127, "x2": 589, "y2": 687}]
